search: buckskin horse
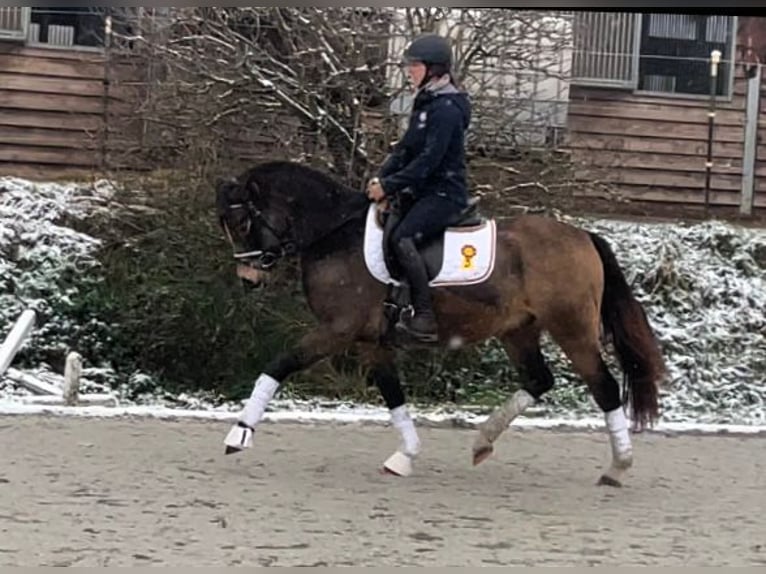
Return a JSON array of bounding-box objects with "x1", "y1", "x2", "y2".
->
[{"x1": 215, "y1": 160, "x2": 666, "y2": 487}]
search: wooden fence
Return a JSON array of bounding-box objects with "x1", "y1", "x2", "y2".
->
[{"x1": 0, "y1": 42, "x2": 139, "y2": 180}]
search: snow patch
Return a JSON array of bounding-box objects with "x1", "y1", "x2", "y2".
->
[
  {"x1": 0, "y1": 399, "x2": 764, "y2": 437},
  {"x1": 0, "y1": 177, "x2": 120, "y2": 395}
]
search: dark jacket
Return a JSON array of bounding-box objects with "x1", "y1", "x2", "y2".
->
[{"x1": 379, "y1": 82, "x2": 471, "y2": 207}]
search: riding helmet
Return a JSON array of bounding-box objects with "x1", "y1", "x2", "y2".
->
[{"x1": 401, "y1": 34, "x2": 452, "y2": 69}]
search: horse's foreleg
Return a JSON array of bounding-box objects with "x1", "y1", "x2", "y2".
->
[
  {"x1": 223, "y1": 327, "x2": 351, "y2": 454},
  {"x1": 363, "y1": 351, "x2": 420, "y2": 477}
]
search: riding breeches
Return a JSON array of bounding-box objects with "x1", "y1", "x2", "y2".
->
[{"x1": 389, "y1": 194, "x2": 464, "y2": 247}]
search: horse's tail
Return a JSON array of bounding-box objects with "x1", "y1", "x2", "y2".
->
[{"x1": 588, "y1": 231, "x2": 666, "y2": 429}]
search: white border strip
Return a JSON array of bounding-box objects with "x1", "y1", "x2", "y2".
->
[{"x1": 0, "y1": 402, "x2": 764, "y2": 436}]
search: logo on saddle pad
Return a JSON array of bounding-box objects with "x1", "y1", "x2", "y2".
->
[
  {"x1": 362, "y1": 205, "x2": 497, "y2": 287},
  {"x1": 461, "y1": 244, "x2": 477, "y2": 269}
]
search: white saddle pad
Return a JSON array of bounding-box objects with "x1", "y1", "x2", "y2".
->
[{"x1": 362, "y1": 204, "x2": 497, "y2": 287}]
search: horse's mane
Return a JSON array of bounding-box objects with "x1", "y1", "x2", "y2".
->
[{"x1": 241, "y1": 160, "x2": 365, "y2": 210}]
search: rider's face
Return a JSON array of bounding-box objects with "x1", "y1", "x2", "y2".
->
[{"x1": 406, "y1": 61, "x2": 427, "y2": 89}]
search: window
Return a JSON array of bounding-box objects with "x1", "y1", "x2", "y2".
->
[
  {"x1": 572, "y1": 11, "x2": 737, "y2": 98},
  {"x1": 637, "y1": 14, "x2": 733, "y2": 96},
  {"x1": 28, "y1": 7, "x2": 106, "y2": 49},
  {"x1": 0, "y1": 6, "x2": 135, "y2": 51},
  {"x1": 0, "y1": 7, "x2": 30, "y2": 41}
]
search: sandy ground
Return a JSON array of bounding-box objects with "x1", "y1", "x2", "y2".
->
[{"x1": 0, "y1": 415, "x2": 764, "y2": 566}]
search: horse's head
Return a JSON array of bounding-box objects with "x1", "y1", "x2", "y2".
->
[
  {"x1": 215, "y1": 175, "x2": 297, "y2": 286},
  {"x1": 216, "y1": 160, "x2": 371, "y2": 286}
]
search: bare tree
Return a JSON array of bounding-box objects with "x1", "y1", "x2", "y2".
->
[{"x1": 112, "y1": 7, "x2": 571, "y2": 181}]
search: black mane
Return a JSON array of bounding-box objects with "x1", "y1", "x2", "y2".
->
[{"x1": 241, "y1": 160, "x2": 366, "y2": 212}]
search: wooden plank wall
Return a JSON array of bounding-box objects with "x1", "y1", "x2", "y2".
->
[
  {"x1": 754, "y1": 70, "x2": 766, "y2": 206},
  {"x1": 565, "y1": 23, "x2": 766, "y2": 211},
  {"x1": 0, "y1": 42, "x2": 136, "y2": 180}
]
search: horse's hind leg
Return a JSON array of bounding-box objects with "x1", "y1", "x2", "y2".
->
[
  {"x1": 473, "y1": 323, "x2": 555, "y2": 465},
  {"x1": 360, "y1": 346, "x2": 421, "y2": 477},
  {"x1": 549, "y1": 320, "x2": 633, "y2": 487}
]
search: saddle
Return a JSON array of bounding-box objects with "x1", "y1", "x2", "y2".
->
[{"x1": 378, "y1": 191, "x2": 484, "y2": 281}]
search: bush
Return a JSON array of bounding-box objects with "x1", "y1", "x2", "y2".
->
[
  {"x1": 73, "y1": 173, "x2": 315, "y2": 398},
  {"x1": 0, "y1": 178, "x2": 116, "y2": 377}
]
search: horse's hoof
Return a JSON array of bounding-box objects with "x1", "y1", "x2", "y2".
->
[
  {"x1": 597, "y1": 474, "x2": 623, "y2": 488},
  {"x1": 223, "y1": 422, "x2": 253, "y2": 454},
  {"x1": 382, "y1": 451, "x2": 414, "y2": 477},
  {"x1": 472, "y1": 445, "x2": 493, "y2": 466}
]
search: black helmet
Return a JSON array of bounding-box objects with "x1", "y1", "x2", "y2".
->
[{"x1": 401, "y1": 34, "x2": 452, "y2": 68}]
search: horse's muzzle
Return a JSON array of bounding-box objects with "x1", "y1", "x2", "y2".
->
[{"x1": 236, "y1": 263, "x2": 265, "y2": 287}]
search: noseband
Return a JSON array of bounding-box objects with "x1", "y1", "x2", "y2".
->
[{"x1": 226, "y1": 200, "x2": 296, "y2": 270}]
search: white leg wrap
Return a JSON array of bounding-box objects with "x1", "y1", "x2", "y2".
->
[
  {"x1": 390, "y1": 405, "x2": 420, "y2": 457},
  {"x1": 382, "y1": 406, "x2": 420, "y2": 477},
  {"x1": 241, "y1": 373, "x2": 280, "y2": 428},
  {"x1": 507, "y1": 389, "x2": 536, "y2": 419},
  {"x1": 605, "y1": 407, "x2": 632, "y2": 464},
  {"x1": 478, "y1": 389, "x2": 536, "y2": 445}
]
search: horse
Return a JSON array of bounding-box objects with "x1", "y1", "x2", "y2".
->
[{"x1": 215, "y1": 159, "x2": 666, "y2": 487}]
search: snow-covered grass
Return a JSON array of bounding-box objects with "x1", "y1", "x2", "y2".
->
[
  {"x1": 0, "y1": 177, "x2": 117, "y2": 373},
  {"x1": 1, "y1": 176, "x2": 764, "y2": 427},
  {"x1": 574, "y1": 216, "x2": 766, "y2": 425}
]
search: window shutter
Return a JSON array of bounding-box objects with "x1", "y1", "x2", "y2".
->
[
  {"x1": 571, "y1": 11, "x2": 640, "y2": 88},
  {"x1": 0, "y1": 7, "x2": 30, "y2": 41}
]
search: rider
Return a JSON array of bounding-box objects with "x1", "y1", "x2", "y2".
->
[{"x1": 366, "y1": 33, "x2": 472, "y2": 342}]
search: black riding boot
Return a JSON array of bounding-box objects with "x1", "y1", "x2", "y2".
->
[{"x1": 393, "y1": 237, "x2": 438, "y2": 342}]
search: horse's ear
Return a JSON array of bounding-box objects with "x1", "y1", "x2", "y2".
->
[
  {"x1": 247, "y1": 179, "x2": 261, "y2": 199},
  {"x1": 215, "y1": 176, "x2": 237, "y2": 193}
]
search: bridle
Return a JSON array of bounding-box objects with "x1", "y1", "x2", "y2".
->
[
  {"x1": 220, "y1": 178, "x2": 370, "y2": 271},
  {"x1": 223, "y1": 199, "x2": 296, "y2": 270}
]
